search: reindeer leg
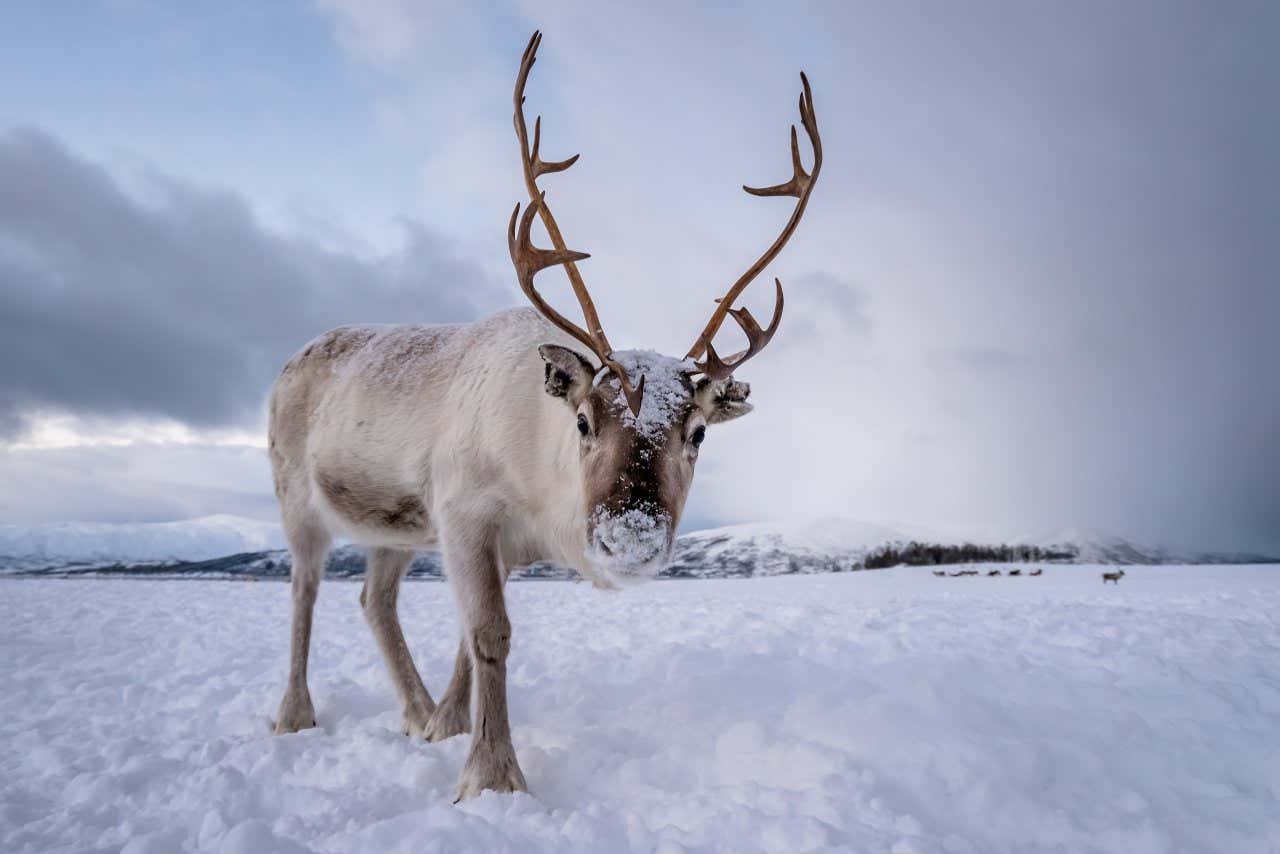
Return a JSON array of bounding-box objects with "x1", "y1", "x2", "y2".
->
[
  {"x1": 427, "y1": 544, "x2": 524, "y2": 741},
  {"x1": 275, "y1": 522, "x2": 329, "y2": 733},
  {"x1": 441, "y1": 514, "x2": 527, "y2": 799},
  {"x1": 362, "y1": 547, "x2": 435, "y2": 736},
  {"x1": 423, "y1": 640, "x2": 472, "y2": 742}
]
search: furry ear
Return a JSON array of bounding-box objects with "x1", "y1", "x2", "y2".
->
[
  {"x1": 694, "y1": 376, "x2": 754, "y2": 424},
  {"x1": 538, "y1": 344, "x2": 596, "y2": 405}
]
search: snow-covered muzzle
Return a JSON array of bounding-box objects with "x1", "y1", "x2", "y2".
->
[{"x1": 586, "y1": 506, "x2": 673, "y2": 584}]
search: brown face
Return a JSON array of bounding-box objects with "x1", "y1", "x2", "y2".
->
[{"x1": 540, "y1": 345, "x2": 754, "y2": 584}]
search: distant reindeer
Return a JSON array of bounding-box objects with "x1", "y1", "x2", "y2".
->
[
  {"x1": 1029, "y1": 568, "x2": 1043, "y2": 576},
  {"x1": 1008, "y1": 568, "x2": 1022, "y2": 577},
  {"x1": 266, "y1": 31, "x2": 823, "y2": 800},
  {"x1": 948, "y1": 570, "x2": 965, "y2": 577},
  {"x1": 987, "y1": 569, "x2": 1001, "y2": 577},
  {"x1": 1102, "y1": 569, "x2": 1126, "y2": 584},
  {"x1": 932, "y1": 570, "x2": 945, "y2": 577},
  {"x1": 960, "y1": 570, "x2": 979, "y2": 577}
]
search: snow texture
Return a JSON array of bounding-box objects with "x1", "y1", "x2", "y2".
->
[
  {"x1": 4, "y1": 565, "x2": 1279, "y2": 853},
  {"x1": 589, "y1": 506, "x2": 671, "y2": 576},
  {"x1": 599, "y1": 349, "x2": 697, "y2": 438}
]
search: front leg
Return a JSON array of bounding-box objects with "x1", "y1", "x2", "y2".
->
[{"x1": 441, "y1": 517, "x2": 527, "y2": 800}]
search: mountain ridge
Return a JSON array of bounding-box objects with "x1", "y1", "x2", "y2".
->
[{"x1": 2, "y1": 515, "x2": 1275, "y2": 578}]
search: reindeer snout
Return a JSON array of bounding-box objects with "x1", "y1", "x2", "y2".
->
[{"x1": 588, "y1": 507, "x2": 672, "y2": 580}]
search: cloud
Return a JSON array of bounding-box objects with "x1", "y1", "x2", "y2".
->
[
  {"x1": 313, "y1": 0, "x2": 495, "y2": 69},
  {"x1": 2, "y1": 4, "x2": 1279, "y2": 553},
  {"x1": 313, "y1": 0, "x2": 436, "y2": 65},
  {"x1": 779, "y1": 271, "x2": 873, "y2": 344},
  {"x1": 0, "y1": 442, "x2": 277, "y2": 525},
  {"x1": 0, "y1": 127, "x2": 507, "y2": 438}
]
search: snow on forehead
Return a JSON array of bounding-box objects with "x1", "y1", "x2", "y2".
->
[{"x1": 597, "y1": 349, "x2": 696, "y2": 437}]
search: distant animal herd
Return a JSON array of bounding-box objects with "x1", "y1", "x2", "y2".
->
[{"x1": 930, "y1": 567, "x2": 1128, "y2": 583}]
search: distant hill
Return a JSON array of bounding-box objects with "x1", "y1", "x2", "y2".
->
[
  {"x1": 0, "y1": 515, "x2": 286, "y2": 570},
  {"x1": 1, "y1": 515, "x2": 1275, "y2": 579}
]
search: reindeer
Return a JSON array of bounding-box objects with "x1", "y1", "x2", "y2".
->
[
  {"x1": 986, "y1": 569, "x2": 1001, "y2": 577},
  {"x1": 1008, "y1": 568, "x2": 1022, "y2": 577},
  {"x1": 1029, "y1": 568, "x2": 1043, "y2": 576},
  {"x1": 1102, "y1": 569, "x2": 1126, "y2": 584},
  {"x1": 932, "y1": 570, "x2": 946, "y2": 577},
  {"x1": 267, "y1": 32, "x2": 822, "y2": 800}
]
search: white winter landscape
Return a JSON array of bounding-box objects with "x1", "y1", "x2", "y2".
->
[
  {"x1": 4, "y1": 564, "x2": 1279, "y2": 853},
  {"x1": 4, "y1": 3, "x2": 1280, "y2": 854}
]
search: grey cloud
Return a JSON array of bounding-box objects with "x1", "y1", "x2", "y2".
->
[
  {"x1": 788, "y1": 271, "x2": 872, "y2": 335},
  {"x1": 0, "y1": 128, "x2": 508, "y2": 436},
  {"x1": 5, "y1": 3, "x2": 1280, "y2": 553}
]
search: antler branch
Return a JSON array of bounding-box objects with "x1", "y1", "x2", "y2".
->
[
  {"x1": 510, "y1": 31, "x2": 644, "y2": 414},
  {"x1": 507, "y1": 195, "x2": 593, "y2": 349},
  {"x1": 687, "y1": 72, "x2": 822, "y2": 379}
]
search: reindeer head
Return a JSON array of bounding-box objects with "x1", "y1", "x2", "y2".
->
[
  {"x1": 537, "y1": 346, "x2": 753, "y2": 582},
  {"x1": 507, "y1": 31, "x2": 822, "y2": 584}
]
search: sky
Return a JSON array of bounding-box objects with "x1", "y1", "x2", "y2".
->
[{"x1": 1, "y1": 1, "x2": 1277, "y2": 552}]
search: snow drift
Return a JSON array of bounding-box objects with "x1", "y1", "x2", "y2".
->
[{"x1": 3, "y1": 566, "x2": 1278, "y2": 852}]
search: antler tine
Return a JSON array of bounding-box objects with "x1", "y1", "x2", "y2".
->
[
  {"x1": 742, "y1": 125, "x2": 808, "y2": 198},
  {"x1": 510, "y1": 31, "x2": 645, "y2": 415},
  {"x1": 508, "y1": 196, "x2": 591, "y2": 274},
  {"x1": 696, "y1": 278, "x2": 785, "y2": 379},
  {"x1": 687, "y1": 72, "x2": 821, "y2": 372},
  {"x1": 507, "y1": 198, "x2": 596, "y2": 353},
  {"x1": 532, "y1": 116, "x2": 580, "y2": 177}
]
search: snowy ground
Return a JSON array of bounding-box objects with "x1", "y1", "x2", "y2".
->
[{"x1": 3, "y1": 566, "x2": 1279, "y2": 854}]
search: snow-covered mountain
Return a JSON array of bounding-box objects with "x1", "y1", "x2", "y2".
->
[
  {"x1": 1, "y1": 515, "x2": 1274, "y2": 577},
  {"x1": 665, "y1": 518, "x2": 929, "y2": 577},
  {"x1": 0, "y1": 515, "x2": 286, "y2": 570}
]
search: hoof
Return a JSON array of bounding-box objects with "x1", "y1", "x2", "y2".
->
[
  {"x1": 454, "y1": 742, "x2": 527, "y2": 801},
  {"x1": 423, "y1": 700, "x2": 471, "y2": 743},
  {"x1": 401, "y1": 701, "x2": 434, "y2": 738},
  {"x1": 274, "y1": 692, "x2": 317, "y2": 734}
]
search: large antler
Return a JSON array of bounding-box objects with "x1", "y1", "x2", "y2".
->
[
  {"x1": 509, "y1": 30, "x2": 645, "y2": 415},
  {"x1": 686, "y1": 72, "x2": 822, "y2": 379}
]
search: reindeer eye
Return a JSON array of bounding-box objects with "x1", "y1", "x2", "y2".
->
[
  {"x1": 577, "y1": 414, "x2": 590, "y2": 437},
  {"x1": 690, "y1": 424, "x2": 706, "y2": 448}
]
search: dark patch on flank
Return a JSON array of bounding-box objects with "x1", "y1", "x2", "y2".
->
[{"x1": 316, "y1": 469, "x2": 428, "y2": 532}]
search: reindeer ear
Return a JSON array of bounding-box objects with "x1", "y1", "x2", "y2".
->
[
  {"x1": 538, "y1": 344, "x2": 596, "y2": 405},
  {"x1": 694, "y1": 376, "x2": 754, "y2": 424}
]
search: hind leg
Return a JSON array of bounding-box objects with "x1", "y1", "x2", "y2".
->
[
  {"x1": 362, "y1": 547, "x2": 436, "y2": 736},
  {"x1": 275, "y1": 520, "x2": 330, "y2": 734},
  {"x1": 424, "y1": 640, "x2": 471, "y2": 742}
]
